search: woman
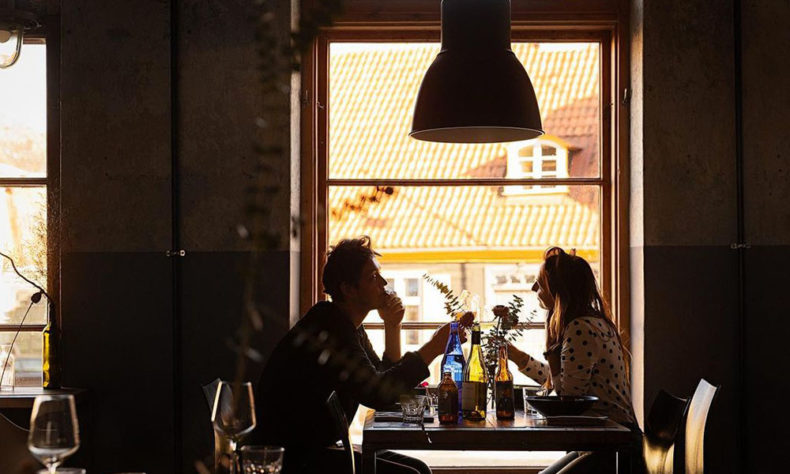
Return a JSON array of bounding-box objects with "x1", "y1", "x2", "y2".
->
[{"x1": 509, "y1": 247, "x2": 640, "y2": 473}]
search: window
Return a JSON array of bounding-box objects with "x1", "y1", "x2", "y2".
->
[
  {"x1": 301, "y1": 3, "x2": 628, "y2": 467},
  {"x1": 0, "y1": 41, "x2": 49, "y2": 387},
  {"x1": 503, "y1": 136, "x2": 570, "y2": 195},
  {"x1": 320, "y1": 38, "x2": 605, "y2": 374}
]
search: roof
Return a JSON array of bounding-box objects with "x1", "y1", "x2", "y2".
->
[{"x1": 327, "y1": 42, "x2": 601, "y2": 257}]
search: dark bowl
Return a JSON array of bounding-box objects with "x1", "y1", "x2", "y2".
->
[{"x1": 525, "y1": 395, "x2": 599, "y2": 417}]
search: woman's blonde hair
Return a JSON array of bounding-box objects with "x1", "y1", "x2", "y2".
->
[{"x1": 540, "y1": 247, "x2": 626, "y2": 368}]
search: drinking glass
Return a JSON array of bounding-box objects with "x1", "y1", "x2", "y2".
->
[
  {"x1": 522, "y1": 386, "x2": 550, "y2": 417},
  {"x1": 0, "y1": 344, "x2": 15, "y2": 390},
  {"x1": 212, "y1": 381, "x2": 257, "y2": 474},
  {"x1": 240, "y1": 445, "x2": 285, "y2": 474},
  {"x1": 28, "y1": 394, "x2": 80, "y2": 474},
  {"x1": 400, "y1": 394, "x2": 426, "y2": 424}
]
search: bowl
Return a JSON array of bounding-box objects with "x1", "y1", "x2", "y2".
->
[{"x1": 525, "y1": 395, "x2": 599, "y2": 417}]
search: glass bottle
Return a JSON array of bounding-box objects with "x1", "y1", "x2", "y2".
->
[
  {"x1": 462, "y1": 323, "x2": 487, "y2": 420},
  {"x1": 43, "y1": 302, "x2": 61, "y2": 389},
  {"x1": 495, "y1": 344, "x2": 515, "y2": 420},
  {"x1": 439, "y1": 321, "x2": 465, "y2": 417},
  {"x1": 438, "y1": 371, "x2": 459, "y2": 424}
]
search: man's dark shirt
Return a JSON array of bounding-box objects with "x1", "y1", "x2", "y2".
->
[{"x1": 252, "y1": 301, "x2": 429, "y2": 456}]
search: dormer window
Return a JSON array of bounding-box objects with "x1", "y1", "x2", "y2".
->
[{"x1": 504, "y1": 136, "x2": 569, "y2": 195}]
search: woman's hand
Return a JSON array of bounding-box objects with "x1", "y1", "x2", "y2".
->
[{"x1": 417, "y1": 321, "x2": 466, "y2": 364}]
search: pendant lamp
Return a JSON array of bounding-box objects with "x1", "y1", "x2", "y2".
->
[
  {"x1": 410, "y1": 0, "x2": 543, "y2": 143},
  {"x1": 0, "y1": 0, "x2": 38, "y2": 69}
]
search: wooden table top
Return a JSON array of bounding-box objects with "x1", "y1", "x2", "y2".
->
[
  {"x1": 0, "y1": 387, "x2": 88, "y2": 409},
  {"x1": 363, "y1": 409, "x2": 639, "y2": 452}
]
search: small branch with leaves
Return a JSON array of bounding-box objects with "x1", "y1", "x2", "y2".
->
[
  {"x1": 483, "y1": 295, "x2": 536, "y2": 384},
  {"x1": 422, "y1": 274, "x2": 463, "y2": 318}
]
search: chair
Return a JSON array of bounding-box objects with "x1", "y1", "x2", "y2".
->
[
  {"x1": 0, "y1": 413, "x2": 38, "y2": 474},
  {"x1": 326, "y1": 390, "x2": 355, "y2": 474},
  {"x1": 685, "y1": 379, "x2": 719, "y2": 474},
  {"x1": 643, "y1": 389, "x2": 690, "y2": 474}
]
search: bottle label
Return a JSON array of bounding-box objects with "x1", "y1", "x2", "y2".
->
[
  {"x1": 496, "y1": 381, "x2": 515, "y2": 419},
  {"x1": 461, "y1": 382, "x2": 477, "y2": 409}
]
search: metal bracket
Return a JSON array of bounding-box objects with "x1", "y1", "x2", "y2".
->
[
  {"x1": 166, "y1": 249, "x2": 187, "y2": 257},
  {"x1": 621, "y1": 88, "x2": 631, "y2": 106},
  {"x1": 730, "y1": 243, "x2": 751, "y2": 250}
]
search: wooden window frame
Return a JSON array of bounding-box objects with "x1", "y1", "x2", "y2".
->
[
  {"x1": 0, "y1": 16, "x2": 60, "y2": 335},
  {"x1": 300, "y1": 0, "x2": 630, "y2": 346}
]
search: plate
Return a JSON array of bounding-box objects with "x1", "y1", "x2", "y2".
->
[{"x1": 525, "y1": 395, "x2": 599, "y2": 416}]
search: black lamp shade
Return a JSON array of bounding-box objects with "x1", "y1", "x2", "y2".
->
[{"x1": 410, "y1": 0, "x2": 543, "y2": 143}]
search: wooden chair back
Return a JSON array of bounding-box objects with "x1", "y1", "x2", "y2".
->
[
  {"x1": 685, "y1": 378, "x2": 719, "y2": 474},
  {"x1": 326, "y1": 391, "x2": 355, "y2": 474},
  {"x1": 643, "y1": 389, "x2": 690, "y2": 474}
]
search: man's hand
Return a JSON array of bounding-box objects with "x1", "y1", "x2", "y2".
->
[
  {"x1": 378, "y1": 291, "x2": 405, "y2": 327},
  {"x1": 417, "y1": 321, "x2": 467, "y2": 365}
]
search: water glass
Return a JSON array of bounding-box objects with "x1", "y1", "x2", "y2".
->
[
  {"x1": 400, "y1": 394, "x2": 426, "y2": 424},
  {"x1": 425, "y1": 386, "x2": 439, "y2": 415},
  {"x1": 0, "y1": 344, "x2": 15, "y2": 389},
  {"x1": 240, "y1": 445, "x2": 284, "y2": 474},
  {"x1": 522, "y1": 386, "x2": 546, "y2": 417}
]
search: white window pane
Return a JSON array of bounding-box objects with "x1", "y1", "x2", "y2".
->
[
  {"x1": 0, "y1": 44, "x2": 47, "y2": 177},
  {"x1": 0, "y1": 187, "x2": 47, "y2": 326},
  {"x1": 0, "y1": 331, "x2": 42, "y2": 387}
]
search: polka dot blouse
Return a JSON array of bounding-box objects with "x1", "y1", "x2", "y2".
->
[{"x1": 515, "y1": 316, "x2": 637, "y2": 425}]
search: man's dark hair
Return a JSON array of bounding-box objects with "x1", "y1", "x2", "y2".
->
[{"x1": 322, "y1": 236, "x2": 381, "y2": 302}]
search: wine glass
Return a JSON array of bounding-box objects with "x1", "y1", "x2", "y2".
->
[
  {"x1": 28, "y1": 394, "x2": 80, "y2": 474},
  {"x1": 212, "y1": 381, "x2": 256, "y2": 474}
]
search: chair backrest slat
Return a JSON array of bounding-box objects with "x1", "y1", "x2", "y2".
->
[
  {"x1": 326, "y1": 390, "x2": 355, "y2": 474},
  {"x1": 685, "y1": 378, "x2": 719, "y2": 474},
  {"x1": 643, "y1": 389, "x2": 690, "y2": 474}
]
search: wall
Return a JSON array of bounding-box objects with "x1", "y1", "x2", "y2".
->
[
  {"x1": 59, "y1": 1, "x2": 296, "y2": 472},
  {"x1": 631, "y1": 0, "x2": 790, "y2": 471},
  {"x1": 741, "y1": 0, "x2": 790, "y2": 469}
]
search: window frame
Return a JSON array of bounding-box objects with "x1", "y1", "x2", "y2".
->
[
  {"x1": 0, "y1": 17, "x2": 59, "y2": 338},
  {"x1": 300, "y1": 0, "x2": 630, "y2": 345}
]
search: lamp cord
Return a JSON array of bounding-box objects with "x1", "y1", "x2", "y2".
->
[{"x1": 0, "y1": 250, "x2": 51, "y2": 302}]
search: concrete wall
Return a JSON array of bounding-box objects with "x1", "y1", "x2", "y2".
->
[
  {"x1": 631, "y1": 0, "x2": 790, "y2": 471},
  {"x1": 59, "y1": 1, "x2": 296, "y2": 472},
  {"x1": 741, "y1": 0, "x2": 790, "y2": 469}
]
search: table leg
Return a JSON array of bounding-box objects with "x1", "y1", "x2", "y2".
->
[
  {"x1": 617, "y1": 448, "x2": 633, "y2": 474},
  {"x1": 361, "y1": 446, "x2": 376, "y2": 474}
]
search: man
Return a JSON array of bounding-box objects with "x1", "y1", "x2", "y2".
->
[{"x1": 252, "y1": 236, "x2": 459, "y2": 473}]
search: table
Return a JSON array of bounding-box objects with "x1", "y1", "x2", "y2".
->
[
  {"x1": 0, "y1": 387, "x2": 87, "y2": 409},
  {"x1": 362, "y1": 410, "x2": 641, "y2": 474}
]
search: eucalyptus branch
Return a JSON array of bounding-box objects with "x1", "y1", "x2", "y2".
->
[{"x1": 422, "y1": 273, "x2": 464, "y2": 317}]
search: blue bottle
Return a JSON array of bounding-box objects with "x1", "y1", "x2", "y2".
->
[{"x1": 440, "y1": 321, "x2": 466, "y2": 418}]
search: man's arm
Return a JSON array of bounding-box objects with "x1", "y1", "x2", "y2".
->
[{"x1": 378, "y1": 292, "x2": 404, "y2": 361}]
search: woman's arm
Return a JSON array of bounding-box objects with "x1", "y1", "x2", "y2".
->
[
  {"x1": 553, "y1": 321, "x2": 595, "y2": 394},
  {"x1": 508, "y1": 343, "x2": 549, "y2": 386}
]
